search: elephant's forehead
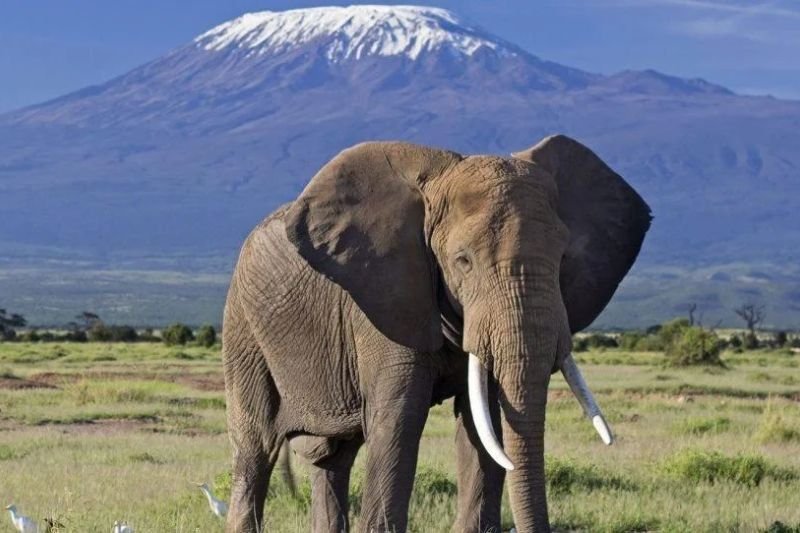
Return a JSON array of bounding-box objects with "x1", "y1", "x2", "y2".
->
[{"x1": 448, "y1": 157, "x2": 558, "y2": 220}]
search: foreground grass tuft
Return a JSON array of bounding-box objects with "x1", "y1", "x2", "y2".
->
[
  {"x1": 661, "y1": 449, "x2": 796, "y2": 486},
  {"x1": 755, "y1": 401, "x2": 800, "y2": 444},
  {"x1": 546, "y1": 457, "x2": 633, "y2": 494},
  {"x1": 673, "y1": 416, "x2": 732, "y2": 435}
]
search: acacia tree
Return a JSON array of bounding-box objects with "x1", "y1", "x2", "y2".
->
[
  {"x1": 0, "y1": 308, "x2": 27, "y2": 340},
  {"x1": 734, "y1": 304, "x2": 765, "y2": 335},
  {"x1": 734, "y1": 303, "x2": 765, "y2": 349}
]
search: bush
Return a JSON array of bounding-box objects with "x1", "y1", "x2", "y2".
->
[
  {"x1": 19, "y1": 330, "x2": 40, "y2": 342},
  {"x1": 573, "y1": 333, "x2": 618, "y2": 352},
  {"x1": 196, "y1": 324, "x2": 217, "y2": 347},
  {"x1": 658, "y1": 318, "x2": 690, "y2": 347},
  {"x1": 618, "y1": 331, "x2": 643, "y2": 350},
  {"x1": 665, "y1": 325, "x2": 723, "y2": 367},
  {"x1": 743, "y1": 332, "x2": 760, "y2": 350},
  {"x1": 138, "y1": 328, "x2": 160, "y2": 342},
  {"x1": 163, "y1": 323, "x2": 194, "y2": 346},
  {"x1": 87, "y1": 322, "x2": 113, "y2": 342},
  {"x1": 634, "y1": 334, "x2": 665, "y2": 352},
  {"x1": 774, "y1": 331, "x2": 788, "y2": 348}
]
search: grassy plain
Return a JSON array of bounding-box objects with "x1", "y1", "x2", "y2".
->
[{"x1": 0, "y1": 343, "x2": 799, "y2": 532}]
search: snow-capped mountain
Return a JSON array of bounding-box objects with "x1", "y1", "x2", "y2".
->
[
  {"x1": 196, "y1": 6, "x2": 517, "y2": 61},
  {"x1": 1, "y1": 5, "x2": 798, "y2": 327}
]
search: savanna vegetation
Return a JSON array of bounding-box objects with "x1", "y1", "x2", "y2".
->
[{"x1": 1, "y1": 332, "x2": 799, "y2": 532}]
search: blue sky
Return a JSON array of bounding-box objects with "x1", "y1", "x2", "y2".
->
[{"x1": 1, "y1": 0, "x2": 798, "y2": 112}]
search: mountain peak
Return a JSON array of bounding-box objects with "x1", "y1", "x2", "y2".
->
[{"x1": 194, "y1": 5, "x2": 517, "y2": 62}]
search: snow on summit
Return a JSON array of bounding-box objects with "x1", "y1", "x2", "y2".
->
[{"x1": 195, "y1": 5, "x2": 517, "y2": 61}]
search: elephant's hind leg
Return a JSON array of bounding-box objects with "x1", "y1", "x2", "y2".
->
[
  {"x1": 300, "y1": 436, "x2": 363, "y2": 533},
  {"x1": 223, "y1": 320, "x2": 282, "y2": 533}
]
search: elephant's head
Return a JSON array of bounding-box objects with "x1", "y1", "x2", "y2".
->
[{"x1": 285, "y1": 136, "x2": 651, "y2": 531}]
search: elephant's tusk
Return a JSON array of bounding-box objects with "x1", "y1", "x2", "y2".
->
[
  {"x1": 467, "y1": 353, "x2": 515, "y2": 471},
  {"x1": 561, "y1": 353, "x2": 614, "y2": 445}
]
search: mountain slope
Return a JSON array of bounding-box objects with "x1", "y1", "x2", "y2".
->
[{"x1": 0, "y1": 5, "x2": 797, "y2": 328}]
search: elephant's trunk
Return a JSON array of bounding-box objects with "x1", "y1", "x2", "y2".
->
[
  {"x1": 463, "y1": 265, "x2": 613, "y2": 531},
  {"x1": 494, "y1": 336, "x2": 553, "y2": 533}
]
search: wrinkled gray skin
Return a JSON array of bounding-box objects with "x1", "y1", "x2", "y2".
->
[{"x1": 222, "y1": 135, "x2": 651, "y2": 532}]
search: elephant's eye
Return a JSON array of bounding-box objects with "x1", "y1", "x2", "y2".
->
[{"x1": 454, "y1": 251, "x2": 472, "y2": 274}]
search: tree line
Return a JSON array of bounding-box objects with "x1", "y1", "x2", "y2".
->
[
  {"x1": 574, "y1": 302, "x2": 799, "y2": 367},
  {"x1": 0, "y1": 309, "x2": 217, "y2": 347}
]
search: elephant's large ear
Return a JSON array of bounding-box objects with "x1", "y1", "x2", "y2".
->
[
  {"x1": 513, "y1": 135, "x2": 652, "y2": 332},
  {"x1": 285, "y1": 142, "x2": 462, "y2": 351}
]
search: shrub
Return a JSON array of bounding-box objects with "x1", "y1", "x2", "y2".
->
[
  {"x1": 138, "y1": 328, "x2": 160, "y2": 342},
  {"x1": 774, "y1": 331, "x2": 788, "y2": 348},
  {"x1": 109, "y1": 325, "x2": 138, "y2": 342},
  {"x1": 658, "y1": 318, "x2": 690, "y2": 347},
  {"x1": 162, "y1": 323, "x2": 194, "y2": 346},
  {"x1": 728, "y1": 335, "x2": 743, "y2": 349},
  {"x1": 19, "y1": 330, "x2": 40, "y2": 342},
  {"x1": 743, "y1": 332, "x2": 760, "y2": 350},
  {"x1": 634, "y1": 334, "x2": 665, "y2": 352},
  {"x1": 196, "y1": 324, "x2": 217, "y2": 347},
  {"x1": 665, "y1": 325, "x2": 723, "y2": 367},
  {"x1": 618, "y1": 331, "x2": 643, "y2": 350},
  {"x1": 87, "y1": 322, "x2": 113, "y2": 342}
]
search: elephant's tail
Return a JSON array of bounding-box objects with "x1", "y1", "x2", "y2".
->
[{"x1": 278, "y1": 441, "x2": 297, "y2": 496}]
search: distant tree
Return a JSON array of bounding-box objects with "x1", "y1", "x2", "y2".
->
[
  {"x1": 196, "y1": 325, "x2": 217, "y2": 348},
  {"x1": 0, "y1": 308, "x2": 27, "y2": 341},
  {"x1": 163, "y1": 323, "x2": 194, "y2": 346},
  {"x1": 76, "y1": 311, "x2": 101, "y2": 332},
  {"x1": 688, "y1": 303, "x2": 698, "y2": 326},
  {"x1": 734, "y1": 304, "x2": 765, "y2": 343}
]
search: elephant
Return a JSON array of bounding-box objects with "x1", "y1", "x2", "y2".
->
[{"x1": 221, "y1": 134, "x2": 651, "y2": 533}]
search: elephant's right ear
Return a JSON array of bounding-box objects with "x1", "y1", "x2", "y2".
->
[
  {"x1": 513, "y1": 135, "x2": 652, "y2": 333},
  {"x1": 285, "y1": 142, "x2": 462, "y2": 352}
]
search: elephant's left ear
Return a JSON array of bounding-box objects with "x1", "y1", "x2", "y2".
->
[{"x1": 513, "y1": 135, "x2": 652, "y2": 333}]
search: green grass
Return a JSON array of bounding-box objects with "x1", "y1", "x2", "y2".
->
[{"x1": 0, "y1": 343, "x2": 799, "y2": 531}]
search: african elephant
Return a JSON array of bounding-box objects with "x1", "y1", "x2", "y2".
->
[{"x1": 221, "y1": 135, "x2": 651, "y2": 532}]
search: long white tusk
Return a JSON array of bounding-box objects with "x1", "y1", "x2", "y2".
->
[
  {"x1": 561, "y1": 353, "x2": 614, "y2": 445},
  {"x1": 467, "y1": 353, "x2": 515, "y2": 471}
]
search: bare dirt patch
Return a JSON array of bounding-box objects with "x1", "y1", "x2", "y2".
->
[
  {"x1": 29, "y1": 371, "x2": 224, "y2": 391},
  {"x1": 0, "y1": 376, "x2": 58, "y2": 390}
]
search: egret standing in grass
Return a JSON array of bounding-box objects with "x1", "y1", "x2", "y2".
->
[
  {"x1": 195, "y1": 483, "x2": 228, "y2": 518},
  {"x1": 112, "y1": 520, "x2": 134, "y2": 533},
  {"x1": 5, "y1": 505, "x2": 38, "y2": 533}
]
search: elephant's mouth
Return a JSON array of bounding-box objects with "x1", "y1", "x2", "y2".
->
[{"x1": 467, "y1": 352, "x2": 613, "y2": 470}]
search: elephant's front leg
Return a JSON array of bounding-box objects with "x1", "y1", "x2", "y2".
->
[
  {"x1": 452, "y1": 390, "x2": 506, "y2": 533},
  {"x1": 358, "y1": 351, "x2": 434, "y2": 532}
]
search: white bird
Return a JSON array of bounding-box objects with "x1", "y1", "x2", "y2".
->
[
  {"x1": 5, "y1": 505, "x2": 38, "y2": 533},
  {"x1": 112, "y1": 520, "x2": 134, "y2": 533},
  {"x1": 196, "y1": 482, "x2": 228, "y2": 518}
]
